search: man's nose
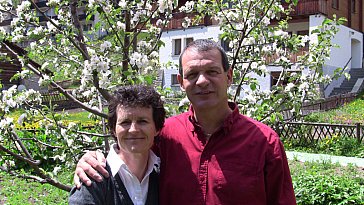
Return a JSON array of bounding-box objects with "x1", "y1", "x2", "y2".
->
[{"x1": 196, "y1": 73, "x2": 209, "y2": 87}]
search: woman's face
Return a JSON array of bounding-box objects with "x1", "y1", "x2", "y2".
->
[{"x1": 114, "y1": 105, "x2": 157, "y2": 154}]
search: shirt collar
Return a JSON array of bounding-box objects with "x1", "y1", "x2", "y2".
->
[
  {"x1": 106, "y1": 144, "x2": 160, "y2": 177},
  {"x1": 187, "y1": 102, "x2": 239, "y2": 134}
]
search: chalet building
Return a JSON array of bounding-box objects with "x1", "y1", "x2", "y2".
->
[
  {"x1": 159, "y1": 0, "x2": 364, "y2": 97},
  {"x1": 0, "y1": 43, "x2": 22, "y2": 90}
]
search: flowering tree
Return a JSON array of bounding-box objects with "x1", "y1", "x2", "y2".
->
[{"x1": 0, "y1": 0, "x2": 343, "y2": 191}]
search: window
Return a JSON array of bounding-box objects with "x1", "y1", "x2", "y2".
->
[
  {"x1": 270, "y1": 71, "x2": 300, "y2": 88},
  {"x1": 332, "y1": 0, "x2": 339, "y2": 9},
  {"x1": 83, "y1": 24, "x2": 92, "y2": 31},
  {"x1": 351, "y1": 0, "x2": 356, "y2": 13},
  {"x1": 222, "y1": 0, "x2": 234, "y2": 8},
  {"x1": 173, "y1": 39, "x2": 182, "y2": 56},
  {"x1": 297, "y1": 30, "x2": 309, "y2": 47},
  {"x1": 171, "y1": 74, "x2": 179, "y2": 85},
  {"x1": 185, "y1": 37, "x2": 193, "y2": 47}
]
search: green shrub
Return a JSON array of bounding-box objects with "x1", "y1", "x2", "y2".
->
[{"x1": 291, "y1": 161, "x2": 364, "y2": 205}]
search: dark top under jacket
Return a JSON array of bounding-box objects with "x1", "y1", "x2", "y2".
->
[{"x1": 69, "y1": 163, "x2": 159, "y2": 205}]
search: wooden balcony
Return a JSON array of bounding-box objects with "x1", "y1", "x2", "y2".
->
[
  {"x1": 285, "y1": 0, "x2": 328, "y2": 16},
  {"x1": 164, "y1": 12, "x2": 214, "y2": 30},
  {"x1": 265, "y1": 47, "x2": 309, "y2": 64}
]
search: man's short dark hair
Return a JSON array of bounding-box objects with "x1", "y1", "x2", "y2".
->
[
  {"x1": 108, "y1": 85, "x2": 166, "y2": 138},
  {"x1": 178, "y1": 39, "x2": 230, "y2": 76}
]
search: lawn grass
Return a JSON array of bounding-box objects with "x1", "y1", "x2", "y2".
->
[
  {"x1": 305, "y1": 94, "x2": 364, "y2": 124},
  {"x1": 1, "y1": 160, "x2": 362, "y2": 204},
  {"x1": 0, "y1": 171, "x2": 71, "y2": 204}
]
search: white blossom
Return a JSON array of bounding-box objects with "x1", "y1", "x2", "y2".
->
[
  {"x1": 182, "y1": 17, "x2": 191, "y2": 28},
  {"x1": 46, "y1": 21, "x2": 58, "y2": 32},
  {"x1": 285, "y1": 83, "x2": 295, "y2": 92},
  {"x1": 130, "y1": 52, "x2": 149, "y2": 68},
  {"x1": 16, "y1": 1, "x2": 31, "y2": 16},
  {"x1": 53, "y1": 166, "x2": 62, "y2": 175},
  {"x1": 0, "y1": 117, "x2": 14, "y2": 133},
  {"x1": 274, "y1": 30, "x2": 289, "y2": 39},
  {"x1": 298, "y1": 82, "x2": 309, "y2": 92},
  {"x1": 116, "y1": 21, "x2": 125, "y2": 30},
  {"x1": 38, "y1": 74, "x2": 50, "y2": 86},
  {"x1": 100, "y1": 41, "x2": 112, "y2": 52},
  {"x1": 179, "y1": 97, "x2": 190, "y2": 107},
  {"x1": 118, "y1": 0, "x2": 127, "y2": 9},
  {"x1": 17, "y1": 113, "x2": 27, "y2": 125},
  {"x1": 158, "y1": 0, "x2": 173, "y2": 13},
  {"x1": 179, "y1": 1, "x2": 194, "y2": 12}
]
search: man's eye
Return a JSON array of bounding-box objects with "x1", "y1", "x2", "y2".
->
[
  {"x1": 185, "y1": 73, "x2": 197, "y2": 79},
  {"x1": 208, "y1": 70, "x2": 219, "y2": 75}
]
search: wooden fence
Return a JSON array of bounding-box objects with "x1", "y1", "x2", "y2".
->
[
  {"x1": 40, "y1": 91, "x2": 86, "y2": 111},
  {"x1": 276, "y1": 122, "x2": 363, "y2": 144}
]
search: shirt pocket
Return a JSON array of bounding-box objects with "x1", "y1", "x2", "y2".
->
[{"x1": 212, "y1": 160, "x2": 260, "y2": 203}]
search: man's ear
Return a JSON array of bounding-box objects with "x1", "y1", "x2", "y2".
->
[
  {"x1": 227, "y1": 68, "x2": 233, "y2": 86},
  {"x1": 177, "y1": 74, "x2": 185, "y2": 91}
]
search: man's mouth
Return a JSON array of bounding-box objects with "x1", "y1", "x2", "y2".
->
[
  {"x1": 196, "y1": 91, "x2": 213, "y2": 95},
  {"x1": 125, "y1": 137, "x2": 145, "y2": 140}
]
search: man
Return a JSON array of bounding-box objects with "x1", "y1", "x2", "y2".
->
[{"x1": 75, "y1": 39, "x2": 296, "y2": 204}]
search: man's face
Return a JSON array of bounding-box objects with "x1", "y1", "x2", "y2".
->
[
  {"x1": 178, "y1": 48, "x2": 232, "y2": 111},
  {"x1": 114, "y1": 105, "x2": 157, "y2": 155}
]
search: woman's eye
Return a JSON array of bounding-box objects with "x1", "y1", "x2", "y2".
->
[
  {"x1": 138, "y1": 120, "x2": 148, "y2": 124},
  {"x1": 120, "y1": 121, "x2": 131, "y2": 126}
]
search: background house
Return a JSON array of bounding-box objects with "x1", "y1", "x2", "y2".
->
[{"x1": 159, "y1": 0, "x2": 364, "y2": 98}]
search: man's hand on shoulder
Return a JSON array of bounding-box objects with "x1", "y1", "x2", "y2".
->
[{"x1": 74, "y1": 150, "x2": 109, "y2": 189}]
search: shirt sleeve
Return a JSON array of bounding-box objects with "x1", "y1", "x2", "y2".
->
[
  {"x1": 264, "y1": 132, "x2": 297, "y2": 205},
  {"x1": 68, "y1": 181, "x2": 106, "y2": 205}
]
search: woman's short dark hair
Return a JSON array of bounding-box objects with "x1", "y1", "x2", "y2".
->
[
  {"x1": 178, "y1": 39, "x2": 230, "y2": 76},
  {"x1": 108, "y1": 85, "x2": 166, "y2": 138}
]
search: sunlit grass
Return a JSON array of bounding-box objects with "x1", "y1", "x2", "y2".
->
[
  {"x1": 305, "y1": 95, "x2": 364, "y2": 124},
  {"x1": 0, "y1": 171, "x2": 70, "y2": 205},
  {"x1": 7, "y1": 108, "x2": 100, "y2": 130}
]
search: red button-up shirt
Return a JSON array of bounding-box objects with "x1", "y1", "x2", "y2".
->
[{"x1": 156, "y1": 103, "x2": 296, "y2": 205}]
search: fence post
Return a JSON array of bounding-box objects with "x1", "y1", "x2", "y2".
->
[{"x1": 356, "y1": 123, "x2": 361, "y2": 143}]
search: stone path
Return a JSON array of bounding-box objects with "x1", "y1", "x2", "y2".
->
[{"x1": 286, "y1": 151, "x2": 364, "y2": 167}]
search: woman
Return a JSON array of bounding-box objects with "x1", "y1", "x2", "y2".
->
[{"x1": 69, "y1": 85, "x2": 165, "y2": 205}]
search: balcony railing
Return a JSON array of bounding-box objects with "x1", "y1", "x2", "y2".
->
[
  {"x1": 164, "y1": 12, "x2": 214, "y2": 30},
  {"x1": 285, "y1": 0, "x2": 328, "y2": 16},
  {"x1": 265, "y1": 47, "x2": 309, "y2": 64}
]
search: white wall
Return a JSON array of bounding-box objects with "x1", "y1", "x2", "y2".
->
[
  {"x1": 309, "y1": 15, "x2": 364, "y2": 97},
  {"x1": 159, "y1": 26, "x2": 222, "y2": 67},
  {"x1": 309, "y1": 15, "x2": 363, "y2": 69}
]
